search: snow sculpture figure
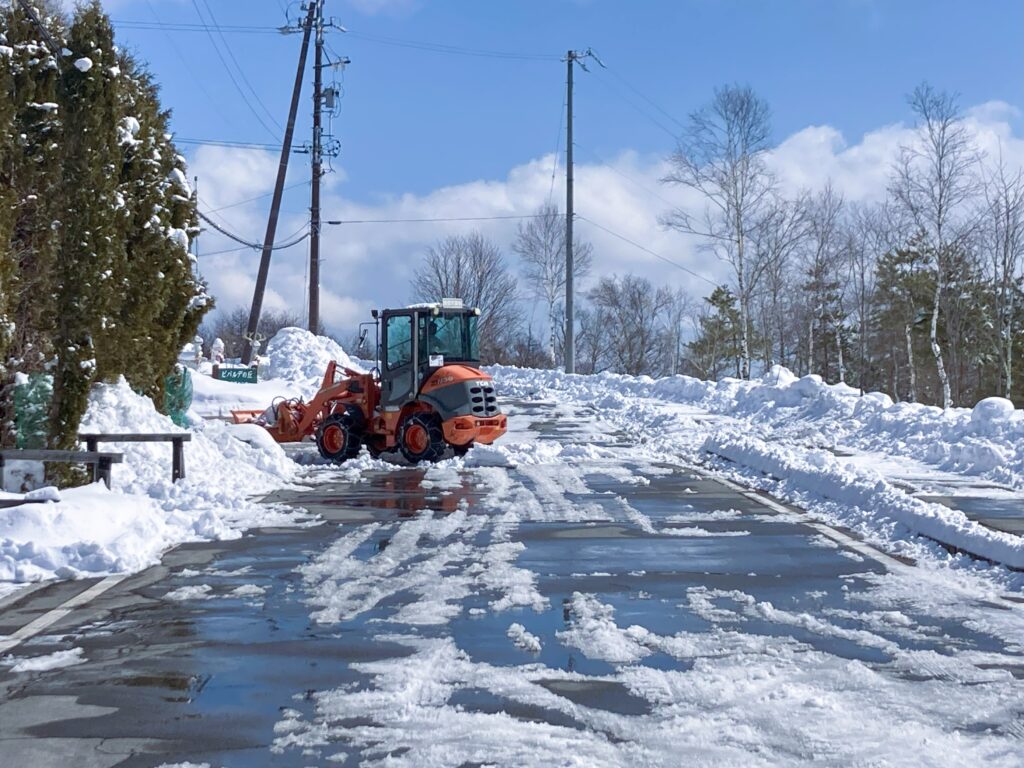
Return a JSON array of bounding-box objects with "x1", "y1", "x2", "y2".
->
[{"x1": 212, "y1": 337, "x2": 225, "y2": 364}]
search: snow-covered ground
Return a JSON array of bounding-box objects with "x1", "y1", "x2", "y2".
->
[
  {"x1": 0, "y1": 328, "x2": 360, "y2": 594},
  {"x1": 3, "y1": 335, "x2": 1024, "y2": 766},
  {"x1": 264, "y1": 398, "x2": 1023, "y2": 766},
  {"x1": 3, "y1": 330, "x2": 1023, "y2": 603},
  {"x1": 491, "y1": 364, "x2": 1024, "y2": 569}
]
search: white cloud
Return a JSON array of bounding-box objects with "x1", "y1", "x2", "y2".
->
[{"x1": 185, "y1": 103, "x2": 1024, "y2": 338}]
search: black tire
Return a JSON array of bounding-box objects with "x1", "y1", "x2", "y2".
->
[
  {"x1": 399, "y1": 412, "x2": 446, "y2": 464},
  {"x1": 316, "y1": 408, "x2": 363, "y2": 463}
]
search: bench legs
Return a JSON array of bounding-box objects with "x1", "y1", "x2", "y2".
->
[
  {"x1": 94, "y1": 457, "x2": 113, "y2": 489},
  {"x1": 172, "y1": 439, "x2": 185, "y2": 482}
]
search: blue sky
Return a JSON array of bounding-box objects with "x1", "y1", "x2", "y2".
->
[{"x1": 99, "y1": 0, "x2": 1024, "y2": 332}]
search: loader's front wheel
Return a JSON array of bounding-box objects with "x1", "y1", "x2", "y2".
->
[
  {"x1": 399, "y1": 412, "x2": 446, "y2": 464},
  {"x1": 316, "y1": 410, "x2": 362, "y2": 463}
]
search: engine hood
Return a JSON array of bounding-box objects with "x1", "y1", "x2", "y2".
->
[{"x1": 420, "y1": 364, "x2": 491, "y2": 395}]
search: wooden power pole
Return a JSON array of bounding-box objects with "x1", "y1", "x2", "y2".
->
[{"x1": 243, "y1": 2, "x2": 316, "y2": 364}]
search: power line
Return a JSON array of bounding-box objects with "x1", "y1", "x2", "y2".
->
[
  {"x1": 198, "y1": 0, "x2": 284, "y2": 134},
  {"x1": 111, "y1": 19, "x2": 556, "y2": 61},
  {"x1": 189, "y1": 0, "x2": 281, "y2": 142},
  {"x1": 578, "y1": 143, "x2": 681, "y2": 210},
  {"x1": 343, "y1": 30, "x2": 559, "y2": 61},
  {"x1": 202, "y1": 244, "x2": 258, "y2": 257},
  {"x1": 603, "y1": 67, "x2": 686, "y2": 132},
  {"x1": 15, "y1": 0, "x2": 64, "y2": 62},
  {"x1": 202, "y1": 179, "x2": 312, "y2": 214},
  {"x1": 175, "y1": 137, "x2": 304, "y2": 152},
  {"x1": 324, "y1": 213, "x2": 548, "y2": 225},
  {"x1": 575, "y1": 214, "x2": 718, "y2": 287},
  {"x1": 145, "y1": 0, "x2": 236, "y2": 134},
  {"x1": 197, "y1": 208, "x2": 309, "y2": 250},
  {"x1": 112, "y1": 20, "x2": 291, "y2": 34},
  {"x1": 590, "y1": 72, "x2": 679, "y2": 140},
  {"x1": 548, "y1": 84, "x2": 566, "y2": 206}
]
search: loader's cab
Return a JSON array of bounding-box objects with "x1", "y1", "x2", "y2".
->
[{"x1": 376, "y1": 299, "x2": 482, "y2": 410}]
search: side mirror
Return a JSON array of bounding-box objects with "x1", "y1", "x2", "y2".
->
[{"x1": 357, "y1": 328, "x2": 368, "y2": 351}]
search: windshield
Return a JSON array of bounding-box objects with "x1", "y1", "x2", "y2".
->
[{"x1": 419, "y1": 312, "x2": 479, "y2": 364}]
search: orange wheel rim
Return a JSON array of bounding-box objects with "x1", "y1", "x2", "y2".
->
[
  {"x1": 323, "y1": 424, "x2": 344, "y2": 453},
  {"x1": 405, "y1": 423, "x2": 428, "y2": 453}
]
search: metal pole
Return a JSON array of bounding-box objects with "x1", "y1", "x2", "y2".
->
[
  {"x1": 243, "y1": 2, "x2": 316, "y2": 364},
  {"x1": 309, "y1": 0, "x2": 324, "y2": 334},
  {"x1": 564, "y1": 50, "x2": 575, "y2": 375}
]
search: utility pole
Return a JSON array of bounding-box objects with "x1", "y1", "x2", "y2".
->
[
  {"x1": 562, "y1": 49, "x2": 601, "y2": 375},
  {"x1": 243, "y1": 2, "x2": 316, "y2": 364},
  {"x1": 308, "y1": 0, "x2": 325, "y2": 334},
  {"x1": 565, "y1": 50, "x2": 575, "y2": 374}
]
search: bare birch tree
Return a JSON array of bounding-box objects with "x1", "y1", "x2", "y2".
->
[
  {"x1": 512, "y1": 203, "x2": 593, "y2": 362},
  {"x1": 751, "y1": 192, "x2": 809, "y2": 369},
  {"x1": 982, "y1": 152, "x2": 1024, "y2": 398},
  {"x1": 661, "y1": 84, "x2": 775, "y2": 379},
  {"x1": 801, "y1": 184, "x2": 848, "y2": 380},
  {"x1": 411, "y1": 231, "x2": 522, "y2": 362},
  {"x1": 890, "y1": 83, "x2": 980, "y2": 408}
]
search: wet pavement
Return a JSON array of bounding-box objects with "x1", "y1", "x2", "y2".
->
[{"x1": 0, "y1": 400, "x2": 1022, "y2": 766}]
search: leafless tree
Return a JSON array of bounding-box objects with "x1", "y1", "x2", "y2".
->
[
  {"x1": 513, "y1": 203, "x2": 593, "y2": 362},
  {"x1": 661, "y1": 84, "x2": 776, "y2": 379},
  {"x1": 575, "y1": 305, "x2": 611, "y2": 375},
  {"x1": 587, "y1": 274, "x2": 675, "y2": 376},
  {"x1": 981, "y1": 151, "x2": 1024, "y2": 398},
  {"x1": 411, "y1": 231, "x2": 523, "y2": 363},
  {"x1": 845, "y1": 201, "x2": 903, "y2": 392},
  {"x1": 800, "y1": 184, "x2": 848, "y2": 381},
  {"x1": 202, "y1": 307, "x2": 303, "y2": 359},
  {"x1": 659, "y1": 288, "x2": 695, "y2": 376},
  {"x1": 890, "y1": 83, "x2": 981, "y2": 408},
  {"x1": 751, "y1": 192, "x2": 810, "y2": 369}
]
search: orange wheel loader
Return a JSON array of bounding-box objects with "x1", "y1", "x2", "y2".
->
[{"x1": 232, "y1": 299, "x2": 507, "y2": 464}]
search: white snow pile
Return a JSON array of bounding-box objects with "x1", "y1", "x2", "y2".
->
[
  {"x1": 490, "y1": 364, "x2": 1024, "y2": 568},
  {"x1": 190, "y1": 327, "x2": 362, "y2": 417},
  {"x1": 705, "y1": 432, "x2": 1024, "y2": 568},
  {"x1": 265, "y1": 326, "x2": 361, "y2": 386},
  {"x1": 0, "y1": 377, "x2": 299, "y2": 585}
]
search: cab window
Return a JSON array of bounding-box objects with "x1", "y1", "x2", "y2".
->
[{"x1": 386, "y1": 314, "x2": 412, "y2": 369}]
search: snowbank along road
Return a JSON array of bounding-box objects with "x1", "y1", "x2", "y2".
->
[{"x1": 0, "y1": 395, "x2": 1022, "y2": 765}]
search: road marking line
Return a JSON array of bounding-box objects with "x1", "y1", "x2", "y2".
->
[
  {"x1": 0, "y1": 574, "x2": 127, "y2": 655},
  {"x1": 739, "y1": 489, "x2": 906, "y2": 570},
  {"x1": 702, "y1": 470, "x2": 906, "y2": 570}
]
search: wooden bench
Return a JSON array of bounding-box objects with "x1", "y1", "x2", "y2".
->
[
  {"x1": 0, "y1": 449, "x2": 124, "y2": 489},
  {"x1": 79, "y1": 433, "x2": 192, "y2": 482}
]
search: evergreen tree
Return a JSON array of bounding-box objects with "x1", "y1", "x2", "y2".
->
[
  {"x1": 688, "y1": 286, "x2": 743, "y2": 380},
  {"x1": 48, "y1": 2, "x2": 123, "y2": 449},
  {"x1": 0, "y1": 2, "x2": 64, "y2": 447},
  {"x1": 871, "y1": 238, "x2": 934, "y2": 402}
]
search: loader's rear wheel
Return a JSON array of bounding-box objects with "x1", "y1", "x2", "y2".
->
[
  {"x1": 399, "y1": 412, "x2": 446, "y2": 464},
  {"x1": 316, "y1": 409, "x2": 362, "y2": 463}
]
